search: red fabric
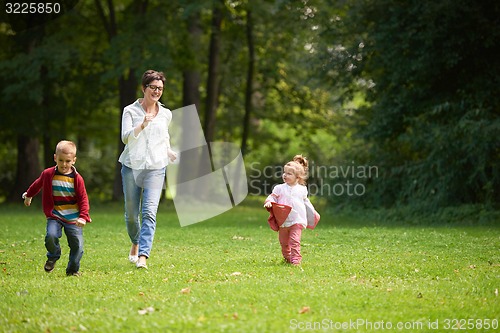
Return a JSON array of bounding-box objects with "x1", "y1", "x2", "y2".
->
[
  {"x1": 266, "y1": 202, "x2": 292, "y2": 232},
  {"x1": 25, "y1": 166, "x2": 91, "y2": 223}
]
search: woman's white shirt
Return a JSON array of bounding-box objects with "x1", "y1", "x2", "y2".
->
[{"x1": 119, "y1": 99, "x2": 172, "y2": 170}]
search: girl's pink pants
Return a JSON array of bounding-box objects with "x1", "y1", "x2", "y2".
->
[{"x1": 278, "y1": 224, "x2": 304, "y2": 265}]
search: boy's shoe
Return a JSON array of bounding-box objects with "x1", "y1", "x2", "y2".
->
[
  {"x1": 44, "y1": 260, "x2": 56, "y2": 272},
  {"x1": 66, "y1": 271, "x2": 81, "y2": 277}
]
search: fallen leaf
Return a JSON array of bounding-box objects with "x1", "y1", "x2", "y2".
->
[
  {"x1": 299, "y1": 306, "x2": 310, "y2": 314},
  {"x1": 417, "y1": 292, "x2": 423, "y2": 298},
  {"x1": 469, "y1": 265, "x2": 476, "y2": 269},
  {"x1": 138, "y1": 307, "x2": 155, "y2": 315},
  {"x1": 181, "y1": 287, "x2": 191, "y2": 294},
  {"x1": 162, "y1": 278, "x2": 169, "y2": 282},
  {"x1": 230, "y1": 272, "x2": 242, "y2": 276},
  {"x1": 232, "y1": 312, "x2": 239, "y2": 320},
  {"x1": 495, "y1": 289, "x2": 498, "y2": 297},
  {"x1": 138, "y1": 292, "x2": 144, "y2": 296}
]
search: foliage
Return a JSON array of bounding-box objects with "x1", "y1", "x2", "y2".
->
[
  {"x1": 317, "y1": 0, "x2": 500, "y2": 210},
  {"x1": 1, "y1": 202, "x2": 499, "y2": 332},
  {"x1": 0, "y1": 0, "x2": 498, "y2": 215}
]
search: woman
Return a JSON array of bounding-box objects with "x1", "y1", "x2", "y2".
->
[{"x1": 119, "y1": 69, "x2": 177, "y2": 269}]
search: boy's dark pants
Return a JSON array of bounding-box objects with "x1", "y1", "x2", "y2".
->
[{"x1": 45, "y1": 218, "x2": 84, "y2": 274}]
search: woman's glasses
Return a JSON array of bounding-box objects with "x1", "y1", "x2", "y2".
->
[{"x1": 146, "y1": 84, "x2": 163, "y2": 92}]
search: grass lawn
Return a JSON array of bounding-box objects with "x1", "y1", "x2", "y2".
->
[{"x1": 1, "y1": 198, "x2": 499, "y2": 332}]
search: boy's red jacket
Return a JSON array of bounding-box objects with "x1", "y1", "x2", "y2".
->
[{"x1": 25, "y1": 166, "x2": 91, "y2": 223}]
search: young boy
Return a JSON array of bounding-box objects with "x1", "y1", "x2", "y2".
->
[{"x1": 22, "y1": 140, "x2": 91, "y2": 276}]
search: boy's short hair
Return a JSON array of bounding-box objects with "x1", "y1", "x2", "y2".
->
[{"x1": 55, "y1": 140, "x2": 77, "y2": 156}]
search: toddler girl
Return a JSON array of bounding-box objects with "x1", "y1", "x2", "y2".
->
[{"x1": 264, "y1": 155, "x2": 315, "y2": 265}]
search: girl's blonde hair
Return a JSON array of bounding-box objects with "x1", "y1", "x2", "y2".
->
[{"x1": 284, "y1": 154, "x2": 309, "y2": 185}]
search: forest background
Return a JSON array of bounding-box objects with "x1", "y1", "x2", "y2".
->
[{"x1": 0, "y1": 0, "x2": 498, "y2": 219}]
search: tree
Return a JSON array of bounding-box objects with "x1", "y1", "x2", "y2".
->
[
  {"x1": 1, "y1": 14, "x2": 53, "y2": 201},
  {"x1": 240, "y1": 9, "x2": 254, "y2": 156},
  {"x1": 203, "y1": 0, "x2": 225, "y2": 144},
  {"x1": 320, "y1": 0, "x2": 500, "y2": 208},
  {"x1": 95, "y1": 0, "x2": 147, "y2": 200}
]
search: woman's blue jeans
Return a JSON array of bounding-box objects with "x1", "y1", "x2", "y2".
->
[
  {"x1": 121, "y1": 165, "x2": 165, "y2": 258},
  {"x1": 45, "y1": 218, "x2": 84, "y2": 274}
]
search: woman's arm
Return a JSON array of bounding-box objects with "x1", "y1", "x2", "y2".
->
[{"x1": 121, "y1": 108, "x2": 146, "y2": 144}]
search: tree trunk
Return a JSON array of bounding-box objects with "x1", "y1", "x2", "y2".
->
[
  {"x1": 203, "y1": 0, "x2": 224, "y2": 143},
  {"x1": 95, "y1": 0, "x2": 146, "y2": 201},
  {"x1": 8, "y1": 22, "x2": 44, "y2": 202},
  {"x1": 177, "y1": 8, "x2": 203, "y2": 192},
  {"x1": 241, "y1": 10, "x2": 255, "y2": 156},
  {"x1": 182, "y1": 6, "x2": 202, "y2": 111},
  {"x1": 112, "y1": 70, "x2": 138, "y2": 201},
  {"x1": 9, "y1": 136, "x2": 41, "y2": 202}
]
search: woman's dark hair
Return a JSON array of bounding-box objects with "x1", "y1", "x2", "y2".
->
[{"x1": 142, "y1": 70, "x2": 166, "y2": 87}]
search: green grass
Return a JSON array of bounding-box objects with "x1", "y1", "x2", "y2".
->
[{"x1": 1, "y1": 198, "x2": 499, "y2": 332}]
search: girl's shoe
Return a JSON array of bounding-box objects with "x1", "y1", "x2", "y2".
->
[{"x1": 128, "y1": 255, "x2": 138, "y2": 263}]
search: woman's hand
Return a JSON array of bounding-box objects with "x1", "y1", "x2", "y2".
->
[
  {"x1": 168, "y1": 149, "x2": 177, "y2": 163},
  {"x1": 141, "y1": 114, "x2": 154, "y2": 129},
  {"x1": 264, "y1": 202, "x2": 272, "y2": 209}
]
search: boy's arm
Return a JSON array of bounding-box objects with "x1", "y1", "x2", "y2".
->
[
  {"x1": 23, "y1": 171, "x2": 45, "y2": 206},
  {"x1": 22, "y1": 192, "x2": 32, "y2": 206}
]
